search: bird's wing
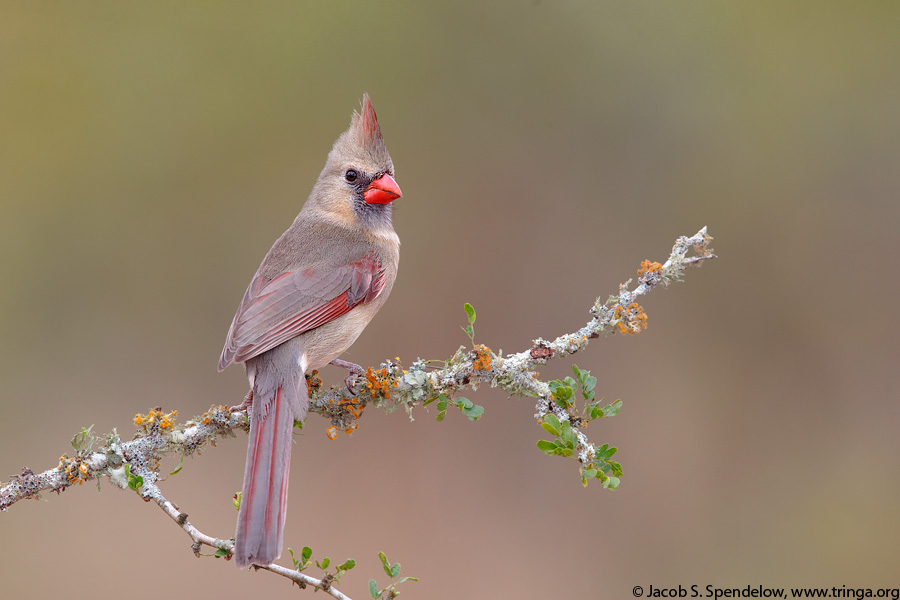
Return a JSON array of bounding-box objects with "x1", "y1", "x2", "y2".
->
[{"x1": 218, "y1": 251, "x2": 386, "y2": 370}]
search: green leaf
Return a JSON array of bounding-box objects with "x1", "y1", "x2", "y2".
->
[
  {"x1": 422, "y1": 395, "x2": 439, "y2": 407},
  {"x1": 602, "y1": 476, "x2": 620, "y2": 490},
  {"x1": 548, "y1": 380, "x2": 574, "y2": 407},
  {"x1": 379, "y1": 552, "x2": 392, "y2": 577},
  {"x1": 453, "y1": 397, "x2": 474, "y2": 409},
  {"x1": 540, "y1": 421, "x2": 559, "y2": 436},
  {"x1": 582, "y1": 376, "x2": 597, "y2": 395},
  {"x1": 369, "y1": 579, "x2": 380, "y2": 599},
  {"x1": 597, "y1": 445, "x2": 617, "y2": 460},
  {"x1": 572, "y1": 364, "x2": 583, "y2": 381},
  {"x1": 553, "y1": 395, "x2": 571, "y2": 409},
  {"x1": 436, "y1": 395, "x2": 449, "y2": 411},
  {"x1": 125, "y1": 464, "x2": 143, "y2": 491},
  {"x1": 337, "y1": 559, "x2": 356, "y2": 571},
  {"x1": 233, "y1": 492, "x2": 242, "y2": 509},
  {"x1": 214, "y1": 548, "x2": 228, "y2": 558},
  {"x1": 536, "y1": 440, "x2": 557, "y2": 455},
  {"x1": 316, "y1": 557, "x2": 330, "y2": 569},
  {"x1": 549, "y1": 381, "x2": 574, "y2": 408},
  {"x1": 396, "y1": 576, "x2": 419, "y2": 584},
  {"x1": 460, "y1": 401, "x2": 484, "y2": 421},
  {"x1": 464, "y1": 302, "x2": 476, "y2": 325},
  {"x1": 602, "y1": 400, "x2": 623, "y2": 418},
  {"x1": 558, "y1": 421, "x2": 576, "y2": 448},
  {"x1": 302, "y1": 546, "x2": 313, "y2": 562},
  {"x1": 436, "y1": 411, "x2": 446, "y2": 422},
  {"x1": 169, "y1": 453, "x2": 185, "y2": 477},
  {"x1": 391, "y1": 562, "x2": 401, "y2": 578},
  {"x1": 542, "y1": 413, "x2": 561, "y2": 434}
]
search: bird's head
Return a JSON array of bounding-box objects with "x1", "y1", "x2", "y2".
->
[{"x1": 308, "y1": 94, "x2": 402, "y2": 232}]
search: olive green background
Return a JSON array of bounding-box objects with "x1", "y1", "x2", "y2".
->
[{"x1": 2, "y1": 2, "x2": 899, "y2": 598}]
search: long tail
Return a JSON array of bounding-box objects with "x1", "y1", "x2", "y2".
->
[{"x1": 234, "y1": 370, "x2": 307, "y2": 567}]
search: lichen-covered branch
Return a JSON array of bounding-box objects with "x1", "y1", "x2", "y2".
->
[{"x1": 0, "y1": 226, "x2": 714, "y2": 594}]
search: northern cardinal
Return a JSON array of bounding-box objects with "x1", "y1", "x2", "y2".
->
[{"x1": 218, "y1": 94, "x2": 401, "y2": 568}]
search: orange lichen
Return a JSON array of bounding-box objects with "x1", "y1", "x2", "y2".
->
[
  {"x1": 323, "y1": 396, "x2": 368, "y2": 438},
  {"x1": 336, "y1": 396, "x2": 365, "y2": 420},
  {"x1": 364, "y1": 367, "x2": 396, "y2": 399},
  {"x1": 57, "y1": 453, "x2": 92, "y2": 485},
  {"x1": 135, "y1": 408, "x2": 178, "y2": 432},
  {"x1": 637, "y1": 260, "x2": 662, "y2": 276},
  {"x1": 613, "y1": 302, "x2": 648, "y2": 335},
  {"x1": 305, "y1": 370, "x2": 322, "y2": 395},
  {"x1": 200, "y1": 405, "x2": 229, "y2": 427},
  {"x1": 472, "y1": 344, "x2": 493, "y2": 371}
]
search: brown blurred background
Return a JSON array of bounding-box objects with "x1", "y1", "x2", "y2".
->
[{"x1": 2, "y1": 2, "x2": 899, "y2": 598}]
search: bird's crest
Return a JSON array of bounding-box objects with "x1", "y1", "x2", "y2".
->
[{"x1": 350, "y1": 93, "x2": 386, "y2": 152}]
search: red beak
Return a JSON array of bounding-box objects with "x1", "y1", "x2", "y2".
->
[{"x1": 364, "y1": 174, "x2": 402, "y2": 204}]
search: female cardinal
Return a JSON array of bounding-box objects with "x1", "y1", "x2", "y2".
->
[{"x1": 218, "y1": 95, "x2": 401, "y2": 568}]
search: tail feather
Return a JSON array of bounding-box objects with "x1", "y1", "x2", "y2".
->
[{"x1": 234, "y1": 377, "x2": 306, "y2": 567}]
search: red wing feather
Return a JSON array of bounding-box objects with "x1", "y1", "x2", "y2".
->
[{"x1": 218, "y1": 252, "x2": 386, "y2": 370}]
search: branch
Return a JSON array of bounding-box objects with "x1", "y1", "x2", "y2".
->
[{"x1": 1, "y1": 227, "x2": 715, "y2": 595}]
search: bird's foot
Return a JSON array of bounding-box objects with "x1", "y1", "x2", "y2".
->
[
  {"x1": 230, "y1": 390, "x2": 253, "y2": 413},
  {"x1": 330, "y1": 359, "x2": 366, "y2": 395}
]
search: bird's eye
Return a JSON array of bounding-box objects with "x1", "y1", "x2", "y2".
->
[{"x1": 344, "y1": 169, "x2": 358, "y2": 183}]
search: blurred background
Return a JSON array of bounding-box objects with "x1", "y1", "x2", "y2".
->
[{"x1": 2, "y1": 2, "x2": 899, "y2": 598}]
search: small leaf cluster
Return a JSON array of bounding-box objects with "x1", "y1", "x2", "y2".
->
[
  {"x1": 123, "y1": 464, "x2": 143, "y2": 491},
  {"x1": 462, "y1": 302, "x2": 476, "y2": 345},
  {"x1": 549, "y1": 365, "x2": 622, "y2": 425},
  {"x1": 537, "y1": 413, "x2": 578, "y2": 457},
  {"x1": 369, "y1": 551, "x2": 417, "y2": 599},
  {"x1": 582, "y1": 443, "x2": 623, "y2": 489},
  {"x1": 428, "y1": 394, "x2": 484, "y2": 422},
  {"x1": 288, "y1": 546, "x2": 356, "y2": 585},
  {"x1": 537, "y1": 365, "x2": 625, "y2": 489}
]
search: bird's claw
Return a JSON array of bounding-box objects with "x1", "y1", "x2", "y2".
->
[
  {"x1": 330, "y1": 359, "x2": 365, "y2": 396},
  {"x1": 230, "y1": 390, "x2": 253, "y2": 413}
]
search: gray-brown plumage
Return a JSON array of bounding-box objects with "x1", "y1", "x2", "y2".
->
[{"x1": 218, "y1": 94, "x2": 401, "y2": 568}]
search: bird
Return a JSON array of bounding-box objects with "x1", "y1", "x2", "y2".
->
[{"x1": 218, "y1": 94, "x2": 402, "y2": 568}]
